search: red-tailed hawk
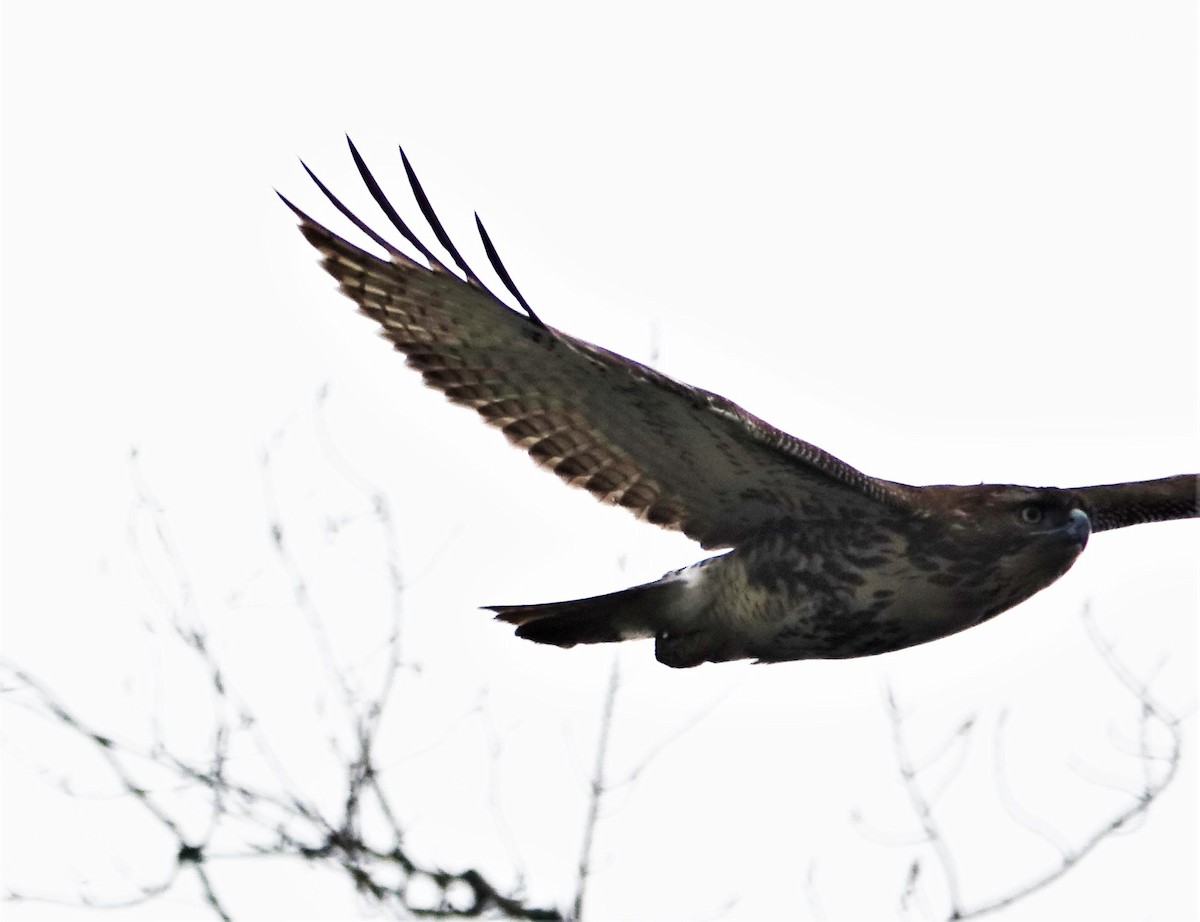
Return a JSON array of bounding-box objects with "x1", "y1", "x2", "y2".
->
[{"x1": 282, "y1": 140, "x2": 1198, "y2": 668}]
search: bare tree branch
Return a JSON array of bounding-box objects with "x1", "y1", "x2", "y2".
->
[
  {"x1": 885, "y1": 685, "x2": 967, "y2": 917},
  {"x1": 2, "y1": 416, "x2": 563, "y2": 921},
  {"x1": 991, "y1": 712, "x2": 1072, "y2": 862},
  {"x1": 957, "y1": 609, "x2": 1181, "y2": 920},
  {"x1": 874, "y1": 606, "x2": 1183, "y2": 921},
  {"x1": 573, "y1": 653, "x2": 621, "y2": 921}
]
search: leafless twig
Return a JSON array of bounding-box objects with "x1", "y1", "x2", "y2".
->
[
  {"x1": 3, "y1": 413, "x2": 562, "y2": 921},
  {"x1": 885, "y1": 686, "x2": 969, "y2": 917},
  {"x1": 960, "y1": 609, "x2": 1182, "y2": 919},
  {"x1": 572, "y1": 652, "x2": 621, "y2": 920},
  {"x1": 875, "y1": 606, "x2": 1182, "y2": 921}
]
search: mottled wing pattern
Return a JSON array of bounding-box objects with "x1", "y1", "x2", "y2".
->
[
  {"x1": 282, "y1": 143, "x2": 916, "y2": 549},
  {"x1": 1069, "y1": 474, "x2": 1200, "y2": 532}
]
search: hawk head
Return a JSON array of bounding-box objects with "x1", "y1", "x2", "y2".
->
[{"x1": 915, "y1": 485, "x2": 1092, "y2": 626}]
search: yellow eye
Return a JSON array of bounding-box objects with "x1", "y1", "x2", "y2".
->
[{"x1": 1019, "y1": 505, "x2": 1044, "y2": 525}]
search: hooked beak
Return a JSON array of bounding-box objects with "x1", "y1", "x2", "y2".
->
[{"x1": 1066, "y1": 508, "x2": 1091, "y2": 549}]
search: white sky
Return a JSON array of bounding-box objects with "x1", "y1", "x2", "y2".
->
[{"x1": 1, "y1": 3, "x2": 1197, "y2": 920}]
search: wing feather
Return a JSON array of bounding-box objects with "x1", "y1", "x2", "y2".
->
[
  {"x1": 1069, "y1": 474, "x2": 1199, "y2": 532},
  {"x1": 284, "y1": 146, "x2": 915, "y2": 548}
]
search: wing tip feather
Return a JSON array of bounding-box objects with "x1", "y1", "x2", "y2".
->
[{"x1": 286, "y1": 141, "x2": 547, "y2": 329}]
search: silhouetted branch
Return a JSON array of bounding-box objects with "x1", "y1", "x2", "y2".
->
[{"x1": 2, "y1": 405, "x2": 563, "y2": 921}]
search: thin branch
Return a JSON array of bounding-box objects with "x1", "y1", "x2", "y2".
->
[
  {"x1": 875, "y1": 606, "x2": 1183, "y2": 921},
  {"x1": 573, "y1": 652, "x2": 621, "y2": 920},
  {"x1": 4, "y1": 433, "x2": 563, "y2": 921},
  {"x1": 956, "y1": 611, "x2": 1182, "y2": 920},
  {"x1": 608, "y1": 674, "x2": 743, "y2": 791},
  {"x1": 885, "y1": 686, "x2": 965, "y2": 917},
  {"x1": 992, "y1": 711, "x2": 1072, "y2": 861}
]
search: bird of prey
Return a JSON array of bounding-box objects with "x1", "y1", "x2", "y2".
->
[{"x1": 282, "y1": 140, "x2": 1198, "y2": 668}]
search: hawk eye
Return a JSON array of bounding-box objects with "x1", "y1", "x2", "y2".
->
[{"x1": 1018, "y1": 505, "x2": 1044, "y2": 525}]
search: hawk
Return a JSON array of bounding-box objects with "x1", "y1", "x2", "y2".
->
[{"x1": 282, "y1": 140, "x2": 1198, "y2": 668}]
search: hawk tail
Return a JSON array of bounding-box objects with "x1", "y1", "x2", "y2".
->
[{"x1": 487, "y1": 581, "x2": 676, "y2": 648}]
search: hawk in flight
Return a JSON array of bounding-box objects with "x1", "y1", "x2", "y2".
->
[{"x1": 282, "y1": 140, "x2": 1198, "y2": 668}]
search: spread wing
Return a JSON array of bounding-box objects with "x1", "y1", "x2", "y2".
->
[
  {"x1": 1069, "y1": 475, "x2": 1199, "y2": 532},
  {"x1": 283, "y1": 141, "x2": 915, "y2": 549}
]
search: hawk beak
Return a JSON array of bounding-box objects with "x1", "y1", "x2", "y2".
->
[{"x1": 1067, "y1": 508, "x2": 1091, "y2": 549}]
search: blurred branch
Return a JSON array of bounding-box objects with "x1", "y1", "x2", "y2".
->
[
  {"x1": 572, "y1": 653, "x2": 621, "y2": 920},
  {"x1": 1, "y1": 662, "x2": 222, "y2": 917},
  {"x1": 991, "y1": 712, "x2": 1072, "y2": 861},
  {"x1": 877, "y1": 606, "x2": 1182, "y2": 921},
  {"x1": 885, "y1": 686, "x2": 969, "y2": 917},
  {"x1": 2, "y1": 410, "x2": 562, "y2": 921},
  {"x1": 803, "y1": 859, "x2": 825, "y2": 922},
  {"x1": 959, "y1": 608, "x2": 1181, "y2": 919}
]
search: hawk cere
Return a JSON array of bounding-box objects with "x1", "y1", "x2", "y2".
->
[{"x1": 283, "y1": 141, "x2": 1198, "y2": 668}]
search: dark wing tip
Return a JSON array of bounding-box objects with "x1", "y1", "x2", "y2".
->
[
  {"x1": 485, "y1": 604, "x2": 531, "y2": 626},
  {"x1": 397, "y1": 144, "x2": 491, "y2": 290},
  {"x1": 275, "y1": 189, "x2": 305, "y2": 219},
  {"x1": 287, "y1": 142, "x2": 547, "y2": 327},
  {"x1": 475, "y1": 212, "x2": 545, "y2": 327},
  {"x1": 345, "y1": 136, "x2": 447, "y2": 272},
  {"x1": 297, "y1": 157, "x2": 408, "y2": 260}
]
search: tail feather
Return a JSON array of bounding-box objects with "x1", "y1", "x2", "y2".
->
[{"x1": 487, "y1": 581, "x2": 676, "y2": 648}]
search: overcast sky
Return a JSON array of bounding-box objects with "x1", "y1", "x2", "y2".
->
[{"x1": 2, "y1": 3, "x2": 1196, "y2": 920}]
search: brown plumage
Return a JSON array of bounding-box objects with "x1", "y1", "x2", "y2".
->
[{"x1": 282, "y1": 140, "x2": 1199, "y2": 667}]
